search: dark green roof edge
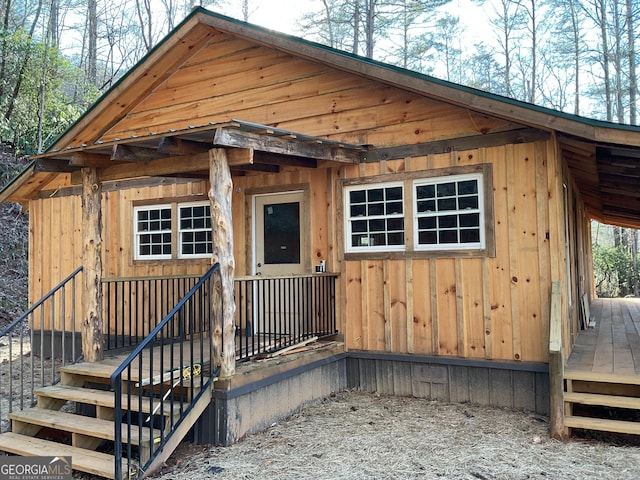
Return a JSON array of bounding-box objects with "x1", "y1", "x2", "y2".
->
[
  {"x1": 47, "y1": 6, "x2": 640, "y2": 154},
  {"x1": 0, "y1": 160, "x2": 36, "y2": 201}
]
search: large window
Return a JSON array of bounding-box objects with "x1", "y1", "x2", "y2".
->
[
  {"x1": 345, "y1": 183, "x2": 405, "y2": 252},
  {"x1": 343, "y1": 166, "x2": 493, "y2": 257},
  {"x1": 414, "y1": 173, "x2": 484, "y2": 250},
  {"x1": 134, "y1": 201, "x2": 212, "y2": 260}
]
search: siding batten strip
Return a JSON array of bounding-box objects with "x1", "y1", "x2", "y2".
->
[
  {"x1": 506, "y1": 144, "x2": 522, "y2": 361},
  {"x1": 455, "y1": 258, "x2": 465, "y2": 356}
]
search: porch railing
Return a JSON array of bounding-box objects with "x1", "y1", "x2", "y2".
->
[
  {"x1": 102, "y1": 275, "x2": 201, "y2": 352},
  {"x1": 0, "y1": 266, "x2": 83, "y2": 433},
  {"x1": 104, "y1": 272, "x2": 339, "y2": 359},
  {"x1": 235, "y1": 273, "x2": 338, "y2": 362},
  {"x1": 110, "y1": 263, "x2": 221, "y2": 480}
]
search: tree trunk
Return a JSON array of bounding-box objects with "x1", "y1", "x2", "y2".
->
[
  {"x1": 627, "y1": 0, "x2": 637, "y2": 124},
  {"x1": 209, "y1": 149, "x2": 236, "y2": 379},
  {"x1": 3, "y1": 0, "x2": 43, "y2": 122},
  {"x1": 81, "y1": 168, "x2": 104, "y2": 363},
  {"x1": 366, "y1": 0, "x2": 375, "y2": 58},
  {"x1": 87, "y1": 0, "x2": 97, "y2": 85}
]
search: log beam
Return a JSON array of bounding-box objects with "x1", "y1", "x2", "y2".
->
[
  {"x1": 209, "y1": 149, "x2": 236, "y2": 379},
  {"x1": 81, "y1": 168, "x2": 104, "y2": 362}
]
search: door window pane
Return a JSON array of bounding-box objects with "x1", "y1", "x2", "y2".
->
[{"x1": 263, "y1": 202, "x2": 300, "y2": 264}]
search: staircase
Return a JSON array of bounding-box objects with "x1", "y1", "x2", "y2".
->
[
  {"x1": 0, "y1": 263, "x2": 222, "y2": 479},
  {"x1": 0, "y1": 352, "x2": 213, "y2": 479},
  {"x1": 563, "y1": 370, "x2": 640, "y2": 436}
]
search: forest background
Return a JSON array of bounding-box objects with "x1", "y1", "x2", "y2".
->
[{"x1": 0, "y1": 0, "x2": 638, "y2": 322}]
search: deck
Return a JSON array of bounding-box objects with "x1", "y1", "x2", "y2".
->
[
  {"x1": 566, "y1": 298, "x2": 640, "y2": 380},
  {"x1": 562, "y1": 297, "x2": 640, "y2": 437}
]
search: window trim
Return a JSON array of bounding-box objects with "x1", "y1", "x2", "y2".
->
[
  {"x1": 134, "y1": 204, "x2": 173, "y2": 261},
  {"x1": 133, "y1": 199, "x2": 213, "y2": 261},
  {"x1": 344, "y1": 181, "x2": 406, "y2": 254},
  {"x1": 413, "y1": 172, "x2": 485, "y2": 251},
  {"x1": 177, "y1": 201, "x2": 213, "y2": 259},
  {"x1": 341, "y1": 164, "x2": 495, "y2": 260}
]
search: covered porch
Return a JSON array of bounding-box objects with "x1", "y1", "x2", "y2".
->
[{"x1": 562, "y1": 298, "x2": 640, "y2": 436}]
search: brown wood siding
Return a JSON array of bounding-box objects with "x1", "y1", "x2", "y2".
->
[
  {"x1": 340, "y1": 142, "x2": 556, "y2": 363},
  {"x1": 26, "y1": 36, "x2": 576, "y2": 364},
  {"x1": 100, "y1": 35, "x2": 520, "y2": 145}
]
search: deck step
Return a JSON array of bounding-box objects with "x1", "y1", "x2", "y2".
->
[
  {"x1": 9, "y1": 408, "x2": 153, "y2": 445},
  {"x1": 564, "y1": 369, "x2": 640, "y2": 385},
  {"x1": 565, "y1": 415, "x2": 640, "y2": 435},
  {"x1": 0, "y1": 432, "x2": 115, "y2": 479},
  {"x1": 35, "y1": 385, "x2": 182, "y2": 416},
  {"x1": 564, "y1": 391, "x2": 640, "y2": 410}
]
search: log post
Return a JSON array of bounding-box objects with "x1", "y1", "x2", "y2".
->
[
  {"x1": 81, "y1": 167, "x2": 104, "y2": 362},
  {"x1": 548, "y1": 281, "x2": 566, "y2": 440},
  {"x1": 209, "y1": 148, "x2": 236, "y2": 379}
]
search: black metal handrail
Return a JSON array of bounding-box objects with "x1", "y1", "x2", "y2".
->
[
  {"x1": 110, "y1": 263, "x2": 221, "y2": 480},
  {"x1": 0, "y1": 266, "x2": 83, "y2": 433},
  {"x1": 235, "y1": 273, "x2": 337, "y2": 362}
]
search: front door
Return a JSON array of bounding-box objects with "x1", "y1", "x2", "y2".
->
[
  {"x1": 254, "y1": 192, "x2": 306, "y2": 276},
  {"x1": 251, "y1": 191, "x2": 307, "y2": 341}
]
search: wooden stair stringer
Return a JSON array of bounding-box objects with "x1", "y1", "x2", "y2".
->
[{"x1": 137, "y1": 381, "x2": 214, "y2": 480}]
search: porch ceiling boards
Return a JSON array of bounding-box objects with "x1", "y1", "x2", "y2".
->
[
  {"x1": 560, "y1": 136, "x2": 640, "y2": 230},
  {"x1": 31, "y1": 119, "x2": 367, "y2": 183}
]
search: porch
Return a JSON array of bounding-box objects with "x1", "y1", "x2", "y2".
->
[
  {"x1": 0, "y1": 266, "x2": 338, "y2": 479},
  {"x1": 562, "y1": 298, "x2": 640, "y2": 436}
]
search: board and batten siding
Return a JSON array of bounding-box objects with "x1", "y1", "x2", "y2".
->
[{"x1": 340, "y1": 141, "x2": 564, "y2": 364}]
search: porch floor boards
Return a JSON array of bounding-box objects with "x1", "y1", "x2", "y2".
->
[
  {"x1": 563, "y1": 298, "x2": 640, "y2": 437},
  {"x1": 565, "y1": 298, "x2": 640, "y2": 380}
]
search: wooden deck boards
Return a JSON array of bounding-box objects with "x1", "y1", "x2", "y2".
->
[{"x1": 566, "y1": 298, "x2": 640, "y2": 380}]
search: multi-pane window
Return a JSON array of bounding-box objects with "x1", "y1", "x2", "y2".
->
[
  {"x1": 343, "y1": 168, "x2": 491, "y2": 256},
  {"x1": 135, "y1": 205, "x2": 172, "y2": 259},
  {"x1": 179, "y1": 203, "x2": 212, "y2": 257},
  {"x1": 414, "y1": 173, "x2": 484, "y2": 250},
  {"x1": 134, "y1": 201, "x2": 212, "y2": 260},
  {"x1": 345, "y1": 183, "x2": 405, "y2": 252}
]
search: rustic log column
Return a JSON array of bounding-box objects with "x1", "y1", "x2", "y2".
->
[
  {"x1": 81, "y1": 167, "x2": 104, "y2": 362},
  {"x1": 209, "y1": 148, "x2": 236, "y2": 379}
]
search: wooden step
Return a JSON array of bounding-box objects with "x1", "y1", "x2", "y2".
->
[
  {"x1": 9, "y1": 408, "x2": 154, "y2": 445},
  {"x1": 565, "y1": 415, "x2": 640, "y2": 435},
  {"x1": 0, "y1": 432, "x2": 115, "y2": 479},
  {"x1": 564, "y1": 391, "x2": 640, "y2": 410},
  {"x1": 564, "y1": 369, "x2": 640, "y2": 385},
  {"x1": 34, "y1": 385, "x2": 182, "y2": 416}
]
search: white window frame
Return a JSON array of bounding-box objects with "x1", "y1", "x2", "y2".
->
[
  {"x1": 134, "y1": 204, "x2": 173, "y2": 260},
  {"x1": 344, "y1": 181, "x2": 405, "y2": 253},
  {"x1": 413, "y1": 173, "x2": 485, "y2": 251},
  {"x1": 178, "y1": 201, "x2": 213, "y2": 259}
]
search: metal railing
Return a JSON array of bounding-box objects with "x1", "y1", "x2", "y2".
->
[
  {"x1": 110, "y1": 263, "x2": 221, "y2": 480},
  {"x1": 102, "y1": 275, "x2": 201, "y2": 352},
  {"x1": 0, "y1": 266, "x2": 83, "y2": 433},
  {"x1": 235, "y1": 273, "x2": 338, "y2": 362}
]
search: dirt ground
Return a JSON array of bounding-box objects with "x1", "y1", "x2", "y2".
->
[{"x1": 147, "y1": 391, "x2": 640, "y2": 480}]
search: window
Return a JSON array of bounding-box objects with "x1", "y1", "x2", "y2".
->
[
  {"x1": 179, "y1": 203, "x2": 213, "y2": 258},
  {"x1": 134, "y1": 201, "x2": 212, "y2": 260},
  {"x1": 135, "y1": 205, "x2": 172, "y2": 260},
  {"x1": 345, "y1": 183, "x2": 405, "y2": 252},
  {"x1": 414, "y1": 173, "x2": 484, "y2": 250},
  {"x1": 342, "y1": 165, "x2": 493, "y2": 257}
]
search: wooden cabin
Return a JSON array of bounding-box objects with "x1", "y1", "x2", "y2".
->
[{"x1": 1, "y1": 7, "x2": 640, "y2": 479}]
